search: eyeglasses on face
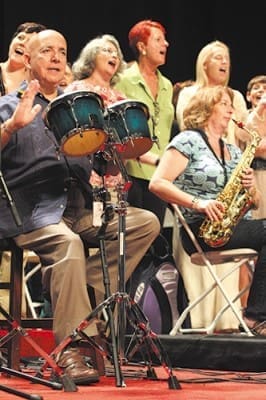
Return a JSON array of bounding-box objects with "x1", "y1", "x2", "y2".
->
[{"x1": 100, "y1": 47, "x2": 119, "y2": 57}]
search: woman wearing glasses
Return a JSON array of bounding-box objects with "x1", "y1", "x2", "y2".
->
[{"x1": 65, "y1": 34, "x2": 127, "y2": 195}]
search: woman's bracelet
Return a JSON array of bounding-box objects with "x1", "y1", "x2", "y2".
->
[{"x1": 191, "y1": 196, "x2": 200, "y2": 209}]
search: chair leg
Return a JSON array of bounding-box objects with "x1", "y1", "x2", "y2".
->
[
  {"x1": 24, "y1": 263, "x2": 44, "y2": 318},
  {"x1": 8, "y1": 245, "x2": 24, "y2": 369},
  {"x1": 170, "y1": 203, "x2": 254, "y2": 337},
  {"x1": 170, "y1": 258, "x2": 254, "y2": 336}
]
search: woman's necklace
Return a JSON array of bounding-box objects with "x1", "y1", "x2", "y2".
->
[{"x1": 143, "y1": 72, "x2": 158, "y2": 99}]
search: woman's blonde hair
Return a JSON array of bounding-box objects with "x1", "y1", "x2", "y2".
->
[{"x1": 195, "y1": 40, "x2": 230, "y2": 87}]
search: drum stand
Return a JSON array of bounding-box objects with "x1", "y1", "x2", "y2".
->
[{"x1": 39, "y1": 145, "x2": 180, "y2": 390}]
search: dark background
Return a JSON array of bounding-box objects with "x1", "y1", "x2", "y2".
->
[{"x1": 1, "y1": 1, "x2": 265, "y2": 95}]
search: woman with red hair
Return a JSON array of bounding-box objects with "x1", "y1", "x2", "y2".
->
[{"x1": 116, "y1": 19, "x2": 174, "y2": 228}]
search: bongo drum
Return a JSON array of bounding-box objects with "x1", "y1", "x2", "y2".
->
[
  {"x1": 43, "y1": 90, "x2": 107, "y2": 157},
  {"x1": 105, "y1": 99, "x2": 152, "y2": 159}
]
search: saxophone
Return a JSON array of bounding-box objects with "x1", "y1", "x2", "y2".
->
[{"x1": 198, "y1": 119, "x2": 261, "y2": 248}]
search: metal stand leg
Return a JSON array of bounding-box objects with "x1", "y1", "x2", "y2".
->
[
  {"x1": 0, "y1": 305, "x2": 71, "y2": 399},
  {"x1": 97, "y1": 202, "x2": 125, "y2": 387},
  {"x1": 115, "y1": 185, "x2": 128, "y2": 364}
]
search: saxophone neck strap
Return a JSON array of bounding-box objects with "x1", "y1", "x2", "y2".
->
[{"x1": 192, "y1": 128, "x2": 228, "y2": 184}]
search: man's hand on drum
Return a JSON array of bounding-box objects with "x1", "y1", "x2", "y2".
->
[{"x1": 11, "y1": 80, "x2": 42, "y2": 131}]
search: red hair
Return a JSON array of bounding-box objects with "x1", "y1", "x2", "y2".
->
[{"x1": 128, "y1": 20, "x2": 166, "y2": 58}]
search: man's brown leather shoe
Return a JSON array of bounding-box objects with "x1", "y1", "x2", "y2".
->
[{"x1": 56, "y1": 347, "x2": 99, "y2": 385}]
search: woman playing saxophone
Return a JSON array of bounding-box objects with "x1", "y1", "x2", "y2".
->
[{"x1": 149, "y1": 85, "x2": 266, "y2": 335}]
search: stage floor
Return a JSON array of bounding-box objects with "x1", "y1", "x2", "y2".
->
[{"x1": 1, "y1": 329, "x2": 266, "y2": 400}]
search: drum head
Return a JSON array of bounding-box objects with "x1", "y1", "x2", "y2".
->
[
  {"x1": 43, "y1": 90, "x2": 107, "y2": 156},
  {"x1": 108, "y1": 99, "x2": 150, "y2": 119},
  {"x1": 61, "y1": 128, "x2": 106, "y2": 157}
]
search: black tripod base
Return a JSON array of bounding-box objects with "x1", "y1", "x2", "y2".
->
[
  {"x1": 121, "y1": 294, "x2": 181, "y2": 390},
  {"x1": 47, "y1": 292, "x2": 181, "y2": 390},
  {"x1": 168, "y1": 375, "x2": 181, "y2": 390}
]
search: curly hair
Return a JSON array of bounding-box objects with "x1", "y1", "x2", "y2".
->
[{"x1": 183, "y1": 86, "x2": 234, "y2": 130}]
